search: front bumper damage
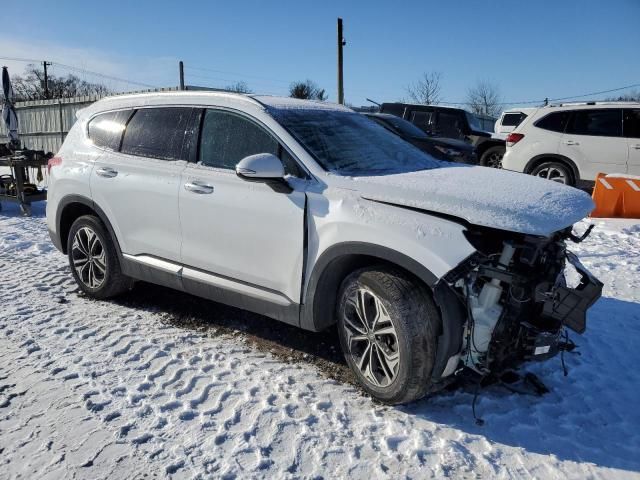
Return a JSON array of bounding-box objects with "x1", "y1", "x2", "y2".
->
[{"x1": 431, "y1": 227, "x2": 603, "y2": 382}]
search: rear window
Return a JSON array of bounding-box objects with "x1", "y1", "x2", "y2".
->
[
  {"x1": 121, "y1": 107, "x2": 192, "y2": 160},
  {"x1": 88, "y1": 110, "x2": 132, "y2": 150},
  {"x1": 501, "y1": 112, "x2": 527, "y2": 127},
  {"x1": 534, "y1": 111, "x2": 570, "y2": 133},
  {"x1": 565, "y1": 109, "x2": 622, "y2": 137}
]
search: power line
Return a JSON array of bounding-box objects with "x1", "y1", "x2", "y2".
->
[
  {"x1": 0, "y1": 56, "x2": 158, "y2": 89},
  {"x1": 2, "y1": 55, "x2": 638, "y2": 105},
  {"x1": 548, "y1": 82, "x2": 640, "y2": 102}
]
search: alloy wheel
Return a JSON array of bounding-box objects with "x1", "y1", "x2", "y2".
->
[
  {"x1": 71, "y1": 227, "x2": 106, "y2": 289},
  {"x1": 536, "y1": 166, "x2": 568, "y2": 184},
  {"x1": 485, "y1": 151, "x2": 503, "y2": 168},
  {"x1": 342, "y1": 288, "x2": 400, "y2": 387}
]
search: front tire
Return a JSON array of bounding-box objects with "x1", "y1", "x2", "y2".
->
[
  {"x1": 337, "y1": 267, "x2": 439, "y2": 404},
  {"x1": 67, "y1": 215, "x2": 132, "y2": 299}
]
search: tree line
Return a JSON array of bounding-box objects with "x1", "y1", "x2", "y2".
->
[{"x1": 10, "y1": 65, "x2": 637, "y2": 114}]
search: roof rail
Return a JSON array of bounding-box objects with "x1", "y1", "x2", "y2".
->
[{"x1": 548, "y1": 100, "x2": 640, "y2": 107}]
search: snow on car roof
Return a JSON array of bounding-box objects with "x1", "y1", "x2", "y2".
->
[{"x1": 252, "y1": 95, "x2": 353, "y2": 113}]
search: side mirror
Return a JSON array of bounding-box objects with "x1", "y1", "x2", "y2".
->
[{"x1": 236, "y1": 153, "x2": 285, "y2": 180}]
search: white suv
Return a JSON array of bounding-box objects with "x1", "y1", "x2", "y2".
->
[
  {"x1": 502, "y1": 102, "x2": 640, "y2": 186},
  {"x1": 46, "y1": 92, "x2": 602, "y2": 404}
]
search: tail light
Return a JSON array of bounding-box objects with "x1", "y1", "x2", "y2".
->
[
  {"x1": 506, "y1": 133, "x2": 524, "y2": 147},
  {"x1": 47, "y1": 156, "x2": 62, "y2": 174}
]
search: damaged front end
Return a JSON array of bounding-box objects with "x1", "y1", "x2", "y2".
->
[{"x1": 433, "y1": 225, "x2": 603, "y2": 380}]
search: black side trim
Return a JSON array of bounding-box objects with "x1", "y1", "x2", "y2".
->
[
  {"x1": 119, "y1": 255, "x2": 300, "y2": 327},
  {"x1": 300, "y1": 242, "x2": 439, "y2": 332}
]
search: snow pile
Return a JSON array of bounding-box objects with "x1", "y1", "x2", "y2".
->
[
  {"x1": 1, "y1": 203, "x2": 639, "y2": 479},
  {"x1": 346, "y1": 166, "x2": 595, "y2": 236},
  {"x1": 605, "y1": 173, "x2": 640, "y2": 180}
]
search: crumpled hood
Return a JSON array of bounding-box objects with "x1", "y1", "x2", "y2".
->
[{"x1": 335, "y1": 165, "x2": 594, "y2": 236}]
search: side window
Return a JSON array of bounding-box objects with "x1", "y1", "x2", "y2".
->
[
  {"x1": 410, "y1": 111, "x2": 433, "y2": 131},
  {"x1": 88, "y1": 110, "x2": 132, "y2": 150},
  {"x1": 534, "y1": 111, "x2": 570, "y2": 133},
  {"x1": 623, "y1": 109, "x2": 640, "y2": 138},
  {"x1": 199, "y1": 110, "x2": 278, "y2": 170},
  {"x1": 565, "y1": 109, "x2": 622, "y2": 137},
  {"x1": 121, "y1": 107, "x2": 192, "y2": 160},
  {"x1": 279, "y1": 147, "x2": 306, "y2": 178},
  {"x1": 436, "y1": 112, "x2": 464, "y2": 138}
]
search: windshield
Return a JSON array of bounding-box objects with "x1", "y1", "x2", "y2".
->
[
  {"x1": 378, "y1": 115, "x2": 429, "y2": 139},
  {"x1": 272, "y1": 109, "x2": 441, "y2": 176}
]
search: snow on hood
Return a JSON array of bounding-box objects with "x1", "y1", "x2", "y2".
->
[{"x1": 341, "y1": 165, "x2": 594, "y2": 236}]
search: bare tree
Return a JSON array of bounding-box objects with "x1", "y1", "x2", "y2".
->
[
  {"x1": 11, "y1": 65, "x2": 111, "y2": 101},
  {"x1": 605, "y1": 89, "x2": 640, "y2": 102},
  {"x1": 406, "y1": 72, "x2": 442, "y2": 105},
  {"x1": 224, "y1": 81, "x2": 252, "y2": 94},
  {"x1": 289, "y1": 80, "x2": 327, "y2": 101},
  {"x1": 466, "y1": 80, "x2": 502, "y2": 117}
]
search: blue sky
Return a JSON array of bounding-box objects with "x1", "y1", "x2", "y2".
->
[{"x1": 2, "y1": 0, "x2": 639, "y2": 107}]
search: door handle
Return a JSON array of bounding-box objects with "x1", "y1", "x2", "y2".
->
[
  {"x1": 96, "y1": 167, "x2": 118, "y2": 178},
  {"x1": 632, "y1": 144, "x2": 640, "y2": 150},
  {"x1": 563, "y1": 140, "x2": 579, "y2": 146},
  {"x1": 184, "y1": 181, "x2": 214, "y2": 194}
]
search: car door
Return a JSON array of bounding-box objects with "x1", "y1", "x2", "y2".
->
[
  {"x1": 558, "y1": 109, "x2": 627, "y2": 180},
  {"x1": 179, "y1": 108, "x2": 306, "y2": 304},
  {"x1": 624, "y1": 109, "x2": 640, "y2": 175},
  {"x1": 90, "y1": 107, "x2": 192, "y2": 262}
]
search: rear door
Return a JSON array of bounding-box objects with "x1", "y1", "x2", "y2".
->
[
  {"x1": 90, "y1": 107, "x2": 193, "y2": 262},
  {"x1": 178, "y1": 108, "x2": 306, "y2": 304},
  {"x1": 624, "y1": 109, "x2": 640, "y2": 175},
  {"x1": 558, "y1": 109, "x2": 627, "y2": 180}
]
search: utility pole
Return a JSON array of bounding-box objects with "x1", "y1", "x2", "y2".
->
[
  {"x1": 42, "y1": 61, "x2": 52, "y2": 99},
  {"x1": 179, "y1": 61, "x2": 185, "y2": 91},
  {"x1": 337, "y1": 18, "x2": 345, "y2": 105}
]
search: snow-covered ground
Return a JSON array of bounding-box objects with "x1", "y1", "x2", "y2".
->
[{"x1": 1, "y1": 202, "x2": 639, "y2": 479}]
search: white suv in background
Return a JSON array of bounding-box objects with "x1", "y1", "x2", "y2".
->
[
  {"x1": 493, "y1": 108, "x2": 535, "y2": 140},
  {"x1": 46, "y1": 92, "x2": 602, "y2": 404},
  {"x1": 502, "y1": 102, "x2": 640, "y2": 186}
]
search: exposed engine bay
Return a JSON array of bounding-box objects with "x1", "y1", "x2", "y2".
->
[{"x1": 438, "y1": 224, "x2": 603, "y2": 378}]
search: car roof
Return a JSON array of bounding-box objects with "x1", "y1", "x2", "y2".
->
[{"x1": 79, "y1": 91, "x2": 352, "y2": 118}]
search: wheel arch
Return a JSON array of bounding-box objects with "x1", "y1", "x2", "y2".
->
[
  {"x1": 55, "y1": 195, "x2": 123, "y2": 259},
  {"x1": 300, "y1": 242, "x2": 438, "y2": 333},
  {"x1": 524, "y1": 154, "x2": 581, "y2": 184},
  {"x1": 476, "y1": 140, "x2": 505, "y2": 158}
]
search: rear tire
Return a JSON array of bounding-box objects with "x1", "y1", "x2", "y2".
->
[
  {"x1": 337, "y1": 267, "x2": 439, "y2": 404},
  {"x1": 480, "y1": 146, "x2": 505, "y2": 168},
  {"x1": 67, "y1": 215, "x2": 132, "y2": 299},
  {"x1": 530, "y1": 161, "x2": 575, "y2": 186}
]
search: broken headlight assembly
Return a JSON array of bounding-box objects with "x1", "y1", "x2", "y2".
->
[{"x1": 446, "y1": 225, "x2": 603, "y2": 375}]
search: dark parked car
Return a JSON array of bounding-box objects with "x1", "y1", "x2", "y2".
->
[
  {"x1": 364, "y1": 113, "x2": 476, "y2": 164},
  {"x1": 379, "y1": 103, "x2": 504, "y2": 167}
]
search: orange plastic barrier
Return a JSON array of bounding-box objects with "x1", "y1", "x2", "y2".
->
[{"x1": 590, "y1": 173, "x2": 640, "y2": 218}]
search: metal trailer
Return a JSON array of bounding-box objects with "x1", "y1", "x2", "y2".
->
[{"x1": 0, "y1": 151, "x2": 49, "y2": 216}]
